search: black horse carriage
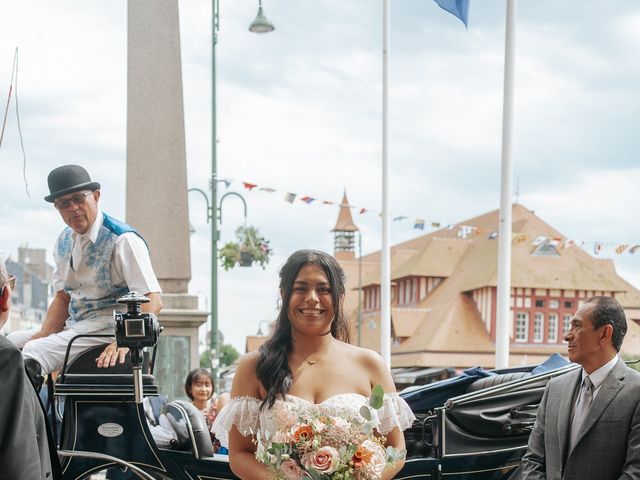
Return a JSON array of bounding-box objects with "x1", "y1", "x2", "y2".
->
[{"x1": 51, "y1": 294, "x2": 576, "y2": 479}]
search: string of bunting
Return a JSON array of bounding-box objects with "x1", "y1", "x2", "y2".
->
[{"x1": 218, "y1": 177, "x2": 640, "y2": 257}]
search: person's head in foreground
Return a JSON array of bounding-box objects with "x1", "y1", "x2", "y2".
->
[
  {"x1": 0, "y1": 258, "x2": 15, "y2": 328},
  {"x1": 564, "y1": 295, "x2": 627, "y2": 373}
]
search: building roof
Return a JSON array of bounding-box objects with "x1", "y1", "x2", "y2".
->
[
  {"x1": 245, "y1": 335, "x2": 267, "y2": 353},
  {"x1": 391, "y1": 238, "x2": 472, "y2": 280}
]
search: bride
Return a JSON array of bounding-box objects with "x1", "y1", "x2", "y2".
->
[{"x1": 212, "y1": 250, "x2": 415, "y2": 480}]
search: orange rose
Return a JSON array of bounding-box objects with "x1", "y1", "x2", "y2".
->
[{"x1": 292, "y1": 424, "x2": 314, "y2": 443}]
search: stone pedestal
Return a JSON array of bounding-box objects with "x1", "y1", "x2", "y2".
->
[{"x1": 155, "y1": 294, "x2": 208, "y2": 399}]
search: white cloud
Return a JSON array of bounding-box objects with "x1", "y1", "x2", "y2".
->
[{"x1": 1, "y1": 0, "x2": 639, "y2": 354}]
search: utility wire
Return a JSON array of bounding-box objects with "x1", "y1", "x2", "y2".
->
[{"x1": 0, "y1": 48, "x2": 30, "y2": 197}]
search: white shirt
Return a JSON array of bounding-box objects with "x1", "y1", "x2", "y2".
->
[
  {"x1": 52, "y1": 210, "x2": 161, "y2": 296},
  {"x1": 580, "y1": 354, "x2": 618, "y2": 401}
]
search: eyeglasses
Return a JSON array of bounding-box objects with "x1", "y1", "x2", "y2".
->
[
  {"x1": 54, "y1": 191, "x2": 93, "y2": 210},
  {"x1": 1, "y1": 274, "x2": 15, "y2": 296}
]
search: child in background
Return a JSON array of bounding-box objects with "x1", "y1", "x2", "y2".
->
[{"x1": 184, "y1": 368, "x2": 226, "y2": 454}]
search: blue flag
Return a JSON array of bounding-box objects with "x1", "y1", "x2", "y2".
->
[{"x1": 433, "y1": 0, "x2": 469, "y2": 27}]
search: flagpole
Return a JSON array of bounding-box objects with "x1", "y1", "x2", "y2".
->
[
  {"x1": 495, "y1": 0, "x2": 517, "y2": 369},
  {"x1": 380, "y1": 0, "x2": 391, "y2": 368}
]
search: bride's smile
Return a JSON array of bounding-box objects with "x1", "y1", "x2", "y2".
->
[{"x1": 288, "y1": 263, "x2": 334, "y2": 333}]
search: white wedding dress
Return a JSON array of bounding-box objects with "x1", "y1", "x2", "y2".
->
[{"x1": 211, "y1": 392, "x2": 415, "y2": 449}]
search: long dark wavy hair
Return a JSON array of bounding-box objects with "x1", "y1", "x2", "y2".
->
[{"x1": 256, "y1": 250, "x2": 350, "y2": 408}]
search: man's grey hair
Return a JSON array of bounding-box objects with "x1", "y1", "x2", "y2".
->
[{"x1": 0, "y1": 257, "x2": 8, "y2": 285}]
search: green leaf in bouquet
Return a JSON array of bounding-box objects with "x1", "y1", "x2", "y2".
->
[
  {"x1": 359, "y1": 405, "x2": 372, "y2": 420},
  {"x1": 369, "y1": 384, "x2": 384, "y2": 409},
  {"x1": 344, "y1": 444, "x2": 356, "y2": 457},
  {"x1": 385, "y1": 445, "x2": 407, "y2": 463},
  {"x1": 306, "y1": 468, "x2": 327, "y2": 480}
]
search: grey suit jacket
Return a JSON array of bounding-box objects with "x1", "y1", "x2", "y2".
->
[
  {"x1": 0, "y1": 335, "x2": 54, "y2": 479},
  {"x1": 521, "y1": 358, "x2": 640, "y2": 480}
]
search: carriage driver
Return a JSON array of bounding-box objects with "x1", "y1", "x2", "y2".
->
[{"x1": 7, "y1": 164, "x2": 163, "y2": 389}]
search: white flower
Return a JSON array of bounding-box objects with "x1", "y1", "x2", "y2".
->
[{"x1": 358, "y1": 440, "x2": 386, "y2": 479}]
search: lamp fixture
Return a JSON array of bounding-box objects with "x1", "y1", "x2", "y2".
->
[{"x1": 249, "y1": 0, "x2": 275, "y2": 33}]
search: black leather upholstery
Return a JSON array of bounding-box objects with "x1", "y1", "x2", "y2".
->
[{"x1": 161, "y1": 400, "x2": 214, "y2": 459}]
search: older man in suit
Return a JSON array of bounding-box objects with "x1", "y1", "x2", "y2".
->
[
  {"x1": 521, "y1": 296, "x2": 640, "y2": 479},
  {"x1": 0, "y1": 258, "x2": 59, "y2": 479}
]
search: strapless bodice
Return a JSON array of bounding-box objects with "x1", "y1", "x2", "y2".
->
[{"x1": 211, "y1": 392, "x2": 415, "y2": 448}]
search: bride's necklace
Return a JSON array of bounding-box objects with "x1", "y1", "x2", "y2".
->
[{"x1": 296, "y1": 353, "x2": 320, "y2": 366}]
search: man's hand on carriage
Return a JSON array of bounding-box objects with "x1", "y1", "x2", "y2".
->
[{"x1": 96, "y1": 341, "x2": 129, "y2": 368}]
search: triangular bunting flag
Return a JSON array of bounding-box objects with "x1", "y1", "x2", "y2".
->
[{"x1": 615, "y1": 244, "x2": 628, "y2": 255}]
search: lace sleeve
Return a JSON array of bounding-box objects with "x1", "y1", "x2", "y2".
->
[
  {"x1": 376, "y1": 393, "x2": 416, "y2": 435},
  {"x1": 210, "y1": 396, "x2": 261, "y2": 448}
]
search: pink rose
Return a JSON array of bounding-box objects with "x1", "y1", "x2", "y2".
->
[
  {"x1": 281, "y1": 459, "x2": 307, "y2": 480},
  {"x1": 301, "y1": 446, "x2": 340, "y2": 474}
]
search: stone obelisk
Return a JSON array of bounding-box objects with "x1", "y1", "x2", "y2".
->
[{"x1": 126, "y1": 0, "x2": 207, "y2": 399}]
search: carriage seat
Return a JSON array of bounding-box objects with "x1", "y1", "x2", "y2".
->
[
  {"x1": 466, "y1": 371, "x2": 531, "y2": 393},
  {"x1": 161, "y1": 400, "x2": 214, "y2": 459},
  {"x1": 55, "y1": 344, "x2": 158, "y2": 396}
]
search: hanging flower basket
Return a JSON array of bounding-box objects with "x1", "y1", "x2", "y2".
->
[
  {"x1": 239, "y1": 249, "x2": 254, "y2": 267},
  {"x1": 219, "y1": 225, "x2": 272, "y2": 271}
]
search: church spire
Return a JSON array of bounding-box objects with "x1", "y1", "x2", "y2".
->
[{"x1": 332, "y1": 191, "x2": 359, "y2": 260}]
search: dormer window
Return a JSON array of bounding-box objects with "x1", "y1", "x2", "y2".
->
[{"x1": 531, "y1": 239, "x2": 560, "y2": 257}]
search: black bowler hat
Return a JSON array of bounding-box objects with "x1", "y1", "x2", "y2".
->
[{"x1": 44, "y1": 165, "x2": 101, "y2": 202}]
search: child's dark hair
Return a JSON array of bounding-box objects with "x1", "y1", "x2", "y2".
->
[{"x1": 184, "y1": 368, "x2": 214, "y2": 400}]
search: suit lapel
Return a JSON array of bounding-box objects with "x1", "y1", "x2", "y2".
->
[
  {"x1": 559, "y1": 369, "x2": 581, "y2": 464},
  {"x1": 571, "y1": 358, "x2": 626, "y2": 450}
]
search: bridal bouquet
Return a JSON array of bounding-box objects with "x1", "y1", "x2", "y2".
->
[{"x1": 255, "y1": 386, "x2": 406, "y2": 480}]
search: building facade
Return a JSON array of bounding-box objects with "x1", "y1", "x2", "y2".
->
[
  {"x1": 3, "y1": 246, "x2": 53, "y2": 334},
  {"x1": 334, "y1": 203, "x2": 640, "y2": 369}
]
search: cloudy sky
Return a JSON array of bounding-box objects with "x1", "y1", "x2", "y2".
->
[{"x1": 1, "y1": 0, "x2": 639, "y2": 353}]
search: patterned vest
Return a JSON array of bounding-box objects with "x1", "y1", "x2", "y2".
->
[{"x1": 55, "y1": 213, "x2": 147, "y2": 329}]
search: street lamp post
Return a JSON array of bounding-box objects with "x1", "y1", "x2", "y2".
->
[
  {"x1": 256, "y1": 319, "x2": 272, "y2": 336},
  {"x1": 204, "y1": 0, "x2": 274, "y2": 388},
  {"x1": 189, "y1": 187, "x2": 247, "y2": 388}
]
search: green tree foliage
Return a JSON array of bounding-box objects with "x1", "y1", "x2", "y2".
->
[
  {"x1": 199, "y1": 350, "x2": 211, "y2": 368},
  {"x1": 219, "y1": 343, "x2": 240, "y2": 367}
]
